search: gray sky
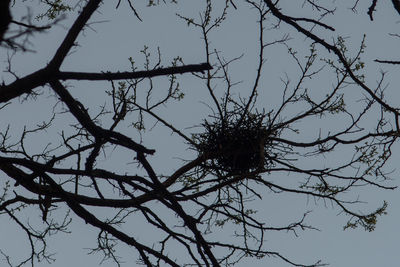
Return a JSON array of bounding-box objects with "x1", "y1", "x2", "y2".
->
[{"x1": 1, "y1": 1, "x2": 400, "y2": 266}]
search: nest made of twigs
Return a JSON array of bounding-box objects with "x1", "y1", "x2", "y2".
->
[{"x1": 195, "y1": 113, "x2": 273, "y2": 174}]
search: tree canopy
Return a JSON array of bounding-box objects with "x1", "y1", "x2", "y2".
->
[{"x1": 1, "y1": 1, "x2": 399, "y2": 266}]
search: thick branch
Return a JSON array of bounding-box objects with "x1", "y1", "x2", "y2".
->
[
  {"x1": 48, "y1": 0, "x2": 102, "y2": 69},
  {"x1": 58, "y1": 63, "x2": 212, "y2": 81},
  {"x1": 0, "y1": 63, "x2": 212, "y2": 103},
  {"x1": 392, "y1": 0, "x2": 400, "y2": 14},
  {"x1": 368, "y1": 0, "x2": 378, "y2": 21},
  {"x1": 0, "y1": 0, "x2": 12, "y2": 43},
  {"x1": 0, "y1": 68, "x2": 49, "y2": 103},
  {"x1": 374, "y1": 59, "x2": 400, "y2": 64},
  {"x1": 50, "y1": 80, "x2": 155, "y2": 154}
]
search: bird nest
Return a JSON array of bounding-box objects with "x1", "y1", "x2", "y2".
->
[{"x1": 195, "y1": 113, "x2": 273, "y2": 175}]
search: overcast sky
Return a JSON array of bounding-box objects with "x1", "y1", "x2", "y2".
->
[{"x1": 1, "y1": 1, "x2": 400, "y2": 267}]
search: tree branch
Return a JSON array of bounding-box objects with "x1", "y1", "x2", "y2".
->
[
  {"x1": 48, "y1": 0, "x2": 102, "y2": 69},
  {"x1": 58, "y1": 63, "x2": 212, "y2": 81}
]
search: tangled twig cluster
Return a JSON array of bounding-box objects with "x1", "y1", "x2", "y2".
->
[{"x1": 195, "y1": 112, "x2": 274, "y2": 174}]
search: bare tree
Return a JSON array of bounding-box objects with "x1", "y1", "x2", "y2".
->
[{"x1": 1, "y1": 1, "x2": 399, "y2": 266}]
